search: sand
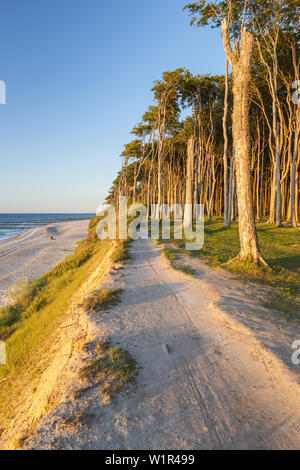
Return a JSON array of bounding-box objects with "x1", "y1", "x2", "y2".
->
[
  {"x1": 20, "y1": 238, "x2": 300, "y2": 450},
  {"x1": 0, "y1": 220, "x2": 89, "y2": 306}
]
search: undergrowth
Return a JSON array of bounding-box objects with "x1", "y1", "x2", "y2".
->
[
  {"x1": 79, "y1": 340, "x2": 137, "y2": 401},
  {"x1": 82, "y1": 289, "x2": 122, "y2": 313}
]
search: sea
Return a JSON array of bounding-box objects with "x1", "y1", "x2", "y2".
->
[{"x1": 0, "y1": 213, "x2": 95, "y2": 242}]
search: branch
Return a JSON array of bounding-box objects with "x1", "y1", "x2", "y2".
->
[{"x1": 221, "y1": 19, "x2": 234, "y2": 65}]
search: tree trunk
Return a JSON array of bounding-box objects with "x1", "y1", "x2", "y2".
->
[
  {"x1": 291, "y1": 117, "x2": 299, "y2": 227},
  {"x1": 184, "y1": 137, "x2": 195, "y2": 230},
  {"x1": 228, "y1": 157, "x2": 234, "y2": 223},
  {"x1": 222, "y1": 21, "x2": 265, "y2": 264},
  {"x1": 223, "y1": 58, "x2": 230, "y2": 227}
]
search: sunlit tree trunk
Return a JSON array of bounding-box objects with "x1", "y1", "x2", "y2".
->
[
  {"x1": 184, "y1": 137, "x2": 194, "y2": 230},
  {"x1": 223, "y1": 58, "x2": 230, "y2": 227},
  {"x1": 222, "y1": 21, "x2": 265, "y2": 263}
]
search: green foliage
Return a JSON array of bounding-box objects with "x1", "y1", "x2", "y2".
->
[
  {"x1": 79, "y1": 341, "x2": 138, "y2": 400},
  {"x1": 0, "y1": 304, "x2": 22, "y2": 335},
  {"x1": 52, "y1": 242, "x2": 94, "y2": 276},
  {"x1": 184, "y1": 1, "x2": 299, "y2": 36},
  {"x1": 88, "y1": 215, "x2": 102, "y2": 231},
  {"x1": 121, "y1": 139, "x2": 143, "y2": 160},
  {"x1": 0, "y1": 218, "x2": 102, "y2": 342},
  {"x1": 162, "y1": 247, "x2": 180, "y2": 261},
  {"x1": 162, "y1": 247, "x2": 196, "y2": 276},
  {"x1": 82, "y1": 289, "x2": 122, "y2": 313},
  {"x1": 114, "y1": 241, "x2": 131, "y2": 263},
  {"x1": 163, "y1": 218, "x2": 300, "y2": 301},
  {"x1": 0, "y1": 235, "x2": 117, "y2": 426}
]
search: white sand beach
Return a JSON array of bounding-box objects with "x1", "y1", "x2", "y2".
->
[{"x1": 0, "y1": 220, "x2": 89, "y2": 306}]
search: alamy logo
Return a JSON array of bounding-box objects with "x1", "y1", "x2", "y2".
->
[
  {"x1": 0, "y1": 341, "x2": 6, "y2": 365},
  {"x1": 292, "y1": 80, "x2": 300, "y2": 105},
  {"x1": 291, "y1": 341, "x2": 300, "y2": 365},
  {"x1": 0, "y1": 81, "x2": 6, "y2": 105},
  {"x1": 96, "y1": 197, "x2": 204, "y2": 251}
]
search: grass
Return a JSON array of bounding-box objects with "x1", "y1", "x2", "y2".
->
[
  {"x1": 62, "y1": 409, "x2": 95, "y2": 429},
  {"x1": 82, "y1": 289, "x2": 122, "y2": 313},
  {"x1": 176, "y1": 265, "x2": 196, "y2": 276},
  {"x1": 114, "y1": 240, "x2": 132, "y2": 263},
  {"x1": 260, "y1": 291, "x2": 300, "y2": 317},
  {"x1": 162, "y1": 247, "x2": 196, "y2": 276},
  {"x1": 0, "y1": 215, "x2": 127, "y2": 430},
  {"x1": 0, "y1": 240, "x2": 95, "y2": 341},
  {"x1": 157, "y1": 218, "x2": 300, "y2": 313},
  {"x1": 162, "y1": 247, "x2": 180, "y2": 262},
  {"x1": 79, "y1": 340, "x2": 137, "y2": 401}
]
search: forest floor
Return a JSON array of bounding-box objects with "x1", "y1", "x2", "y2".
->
[
  {"x1": 21, "y1": 237, "x2": 300, "y2": 450},
  {"x1": 161, "y1": 219, "x2": 300, "y2": 316}
]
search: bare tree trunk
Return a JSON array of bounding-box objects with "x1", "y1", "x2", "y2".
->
[
  {"x1": 259, "y1": 150, "x2": 264, "y2": 221},
  {"x1": 291, "y1": 43, "x2": 300, "y2": 227},
  {"x1": 274, "y1": 108, "x2": 282, "y2": 226},
  {"x1": 222, "y1": 21, "x2": 265, "y2": 264},
  {"x1": 147, "y1": 158, "x2": 154, "y2": 219},
  {"x1": 223, "y1": 57, "x2": 230, "y2": 227},
  {"x1": 207, "y1": 156, "x2": 216, "y2": 222},
  {"x1": 155, "y1": 100, "x2": 166, "y2": 220},
  {"x1": 228, "y1": 157, "x2": 234, "y2": 223},
  {"x1": 133, "y1": 162, "x2": 137, "y2": 204},
  {"x1": 184, "y1": 137, "x2": 194, "y2": 230},
  {"x1": 291, "y1": 117, "x2": 299, "y2": 227},
  {"x1": 296, "y1": 150, "x2": 300, "y2": 225},
  {"x1": 256, "y1": 117, "x2": 261, "y2": 220}
]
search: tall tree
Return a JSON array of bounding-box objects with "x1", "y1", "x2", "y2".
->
[
  {"x1": 152, "y1": 69, "x2": 185, "y2": 220},
  {"x1": 184, "y1": 0, "x2": 267, "y2": 263}
]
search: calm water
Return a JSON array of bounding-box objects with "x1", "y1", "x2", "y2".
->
[{"x1": 0, "y1": 213, "x2": 94, "y2": 242}]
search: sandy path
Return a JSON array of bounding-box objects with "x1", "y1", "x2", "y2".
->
[
  {"x1": 0, "y1": 220, "x2": 89, "y2": 305},
  {"x1": 24, "y1": 238, "x2": 300, "y2": 450}
]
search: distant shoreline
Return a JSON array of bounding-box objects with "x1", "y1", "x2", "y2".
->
[
  {"x1": 0, "y1": 213, "x2": 94, "y2": 244},
  {"x1": 0, "y1": 219, "x2": 89, "y2": 306},
  {"x1": 0, "y1": 229, "x2": 29, "y2": 244}
]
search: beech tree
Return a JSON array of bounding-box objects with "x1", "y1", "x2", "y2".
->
[
  {"x1": 106, "y1": 0, "x2": 299, "y2": 260},
  {"x1": 184, "y1": 1, "x2": 268, "y2": 263}
]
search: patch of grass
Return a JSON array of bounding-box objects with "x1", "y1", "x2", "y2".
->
[
  {"x1": 114, "y1": 240, "x2": 131, "y2": 263},
  {"x1": 162, "y1": 247, "x2": 195, "y2": 276},
  {"x1": 82, "y1": 289, "x2": 122, "y2": 313},
  {"x1": 162, "y1": 247, "x2": 180, "y2": 262},
  {"x1": 62, "y1": 409, "x2": 95, "y2": 428},
  {"x1": 0, "y1": 240, "x2": 97, "y2": 341},
  {"x1": 0, "y1": 219, "x2": 124, "y2": 430},
  {"x1": 13, "y1": 434, "x2": 29, "y2": 450},
  {"x1": 261, "y1": 291, "x2": 300, "y2": 318},
  {"x1": 0, "y1": 305, "x2": 22, "y2": 339},
  {"x1": 79, "y1": 340, "x2": 137, "y2": 401},
  {"x1": 176, "y1": 265, "x2": 196, "y2": 276},
  {"x1": 160, "y1": 218, "x2": 300, "y2": 299},
  {"x1": 156, "y1": 218, "x2": 300, "y2": 316}
]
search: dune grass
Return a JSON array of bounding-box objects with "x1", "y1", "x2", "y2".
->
[
  {"x1": 79, "y1": 340, "x2": 137, "y2": 401},
  {"x1": 157, "y1": 218, "x2": 300, "y2": 308},
  {"x1": 0, "y1": 216, "x2": 124, "y2": 427},
  {"x1": 82, "y1": 289, "x2": 122, "y2": 313},
  {"x1": 162, "y1": 247, "x2": 196, "y2": 276}
]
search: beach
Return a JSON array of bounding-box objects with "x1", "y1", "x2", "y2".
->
[{"x1": 0, "y1": 220, "x2": 89, "y2": 306}]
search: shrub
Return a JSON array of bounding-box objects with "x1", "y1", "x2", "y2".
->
[
  {"x1": 0, "y1": 304, "x2": 22, "y2": 329},
  {"x1": 82, "y1": 289, "x2": 121, "y2": 312}
]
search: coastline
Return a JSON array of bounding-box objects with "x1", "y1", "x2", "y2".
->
[
  {"x1": 0, "y1": 228, "x2": 30, "y2": 245},
  {"x1": 0, "y1": 219, "x2": 89, "y2": 306},
  {"x1": 0, "y1": 214, "x2": 93, "y2": 245}
]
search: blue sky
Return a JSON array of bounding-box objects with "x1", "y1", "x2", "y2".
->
[{"x1": 0, "y1": 0, "x2": 225, "y2": 213}]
